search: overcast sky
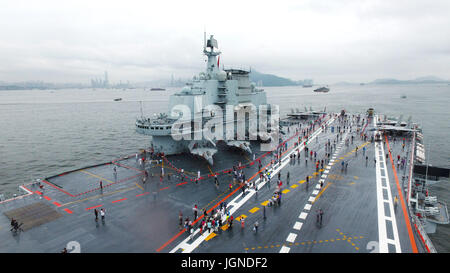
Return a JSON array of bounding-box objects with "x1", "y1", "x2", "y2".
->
[{"x1": 1, "y1": 0, "x2": 449, "y2": 84}]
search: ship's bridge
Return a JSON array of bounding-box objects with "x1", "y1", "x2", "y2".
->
[{"x1": 136, "y1": 114, "x2": 177, "y2": 136}]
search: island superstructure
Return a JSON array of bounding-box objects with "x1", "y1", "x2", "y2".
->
[{"x1": 136, "y1": 35, "x2": 271, "y2": 165}]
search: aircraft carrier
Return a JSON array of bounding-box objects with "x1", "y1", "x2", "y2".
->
[{"x1": 0, "y1": 36, "x2": 448, "y2": 254}]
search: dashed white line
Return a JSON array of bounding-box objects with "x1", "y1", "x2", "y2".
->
[
  {"x1": 279, "y1": 246, "x2": 290, "y2": 253},
  {"x1": 293, "y1": 222, "x2": 303, "y2": 230},
  {"x1": 286, "y1": 233, "x2": 297, "y2": 243},
  {"x1": 299, "y1": 212, "x2": 308, "y2": 219}
]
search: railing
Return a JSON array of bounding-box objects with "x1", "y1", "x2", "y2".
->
[{"x1": 411, "y1": 215, "x2": 437, "y2": 253}]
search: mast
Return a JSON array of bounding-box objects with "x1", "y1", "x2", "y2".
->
[{"x1": 203, "y1": 34, "x2": 221, "y2": 77}]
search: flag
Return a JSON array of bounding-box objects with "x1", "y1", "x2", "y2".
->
[{"x1": 217, "y1": 56, "x2": 220, "y2": 67}]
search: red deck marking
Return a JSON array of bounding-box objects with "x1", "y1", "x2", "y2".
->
[
  {"x1": 21, "y1": 185, "x2": 32, "y2": 193},
  {"x1": 53, "y1": 201, "x2": 61, "y2": 207},
  {"x1": 35, "y1": 191, "x2": 43, "y2": 195},
  {"x1": 136, "y1": 192, "x2": 150, "y2": 197},
  {"x1": 63, "y1": 208, "x2": 73, "y2": 214},
  {"x1": 41, "y1": 179, "x2": 76, "y2": 197},
  {"x1": 43, "y1": 196, "x2": 51, "y2": 201},
  {"x1": 159, "y1": 187, "x2": 169, "y2": 191},
  {"x1": 85, "y1": 204, "x2": 103, "y2": 210},
  {"x1": 385, "y1": 135, "x2": 418, "y2": 253},
  {"x1": 414, "y1": 223, "x2": 431, "y2": 253},
  {"x1": 176, "y1": 182, "x2": 187, "y2": 186},
  {"x1": 112, "y1": 198, "x2": 128, "y2": 203},
  {"x1": 113, "y1": 162, "x2": 144, "y2": 173}
]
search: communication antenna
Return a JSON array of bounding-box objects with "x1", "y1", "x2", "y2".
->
[
  {"x1": 140, "y1": 101, "x2": 144, "y2": 119},
  {"x1": 203, "y1": 28, "x2": 206, "y2": 50}
]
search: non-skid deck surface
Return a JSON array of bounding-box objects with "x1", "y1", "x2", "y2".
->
[{"x1": 4, "y1": 202, "x2": 63, "y2": 231}]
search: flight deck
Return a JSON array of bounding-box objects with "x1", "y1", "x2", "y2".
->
[{"x1": 0, "y1": 113, "x2": 429, "y2": 253}]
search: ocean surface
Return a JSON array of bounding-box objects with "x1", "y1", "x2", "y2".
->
[{"x1": 0, "y1": 84, "x2": 449, "y2": 251}]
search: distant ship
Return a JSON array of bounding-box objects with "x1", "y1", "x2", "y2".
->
[
  {"x1": 313, "y1": 87, "x2": 329, "y2": 93},
  {"x1": 150, "y1": 88, "x2": 166, "y2": 91},
  {"x1": 114, "y1": 98, "x2": 122, "y2": 101},
  {"x1": 401, "y1": 95, "x2": 407, "y2": 99}
]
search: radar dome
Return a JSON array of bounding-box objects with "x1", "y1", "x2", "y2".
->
[
  {"x1": 216, "y1": 71, "x2": 227, "y2": 81},
  {"x1": 181, "y1": 86, "x2": 191, "y2": 94}
]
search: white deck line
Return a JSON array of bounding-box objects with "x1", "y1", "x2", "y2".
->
[
  {"x1": 293, "y1": 222, "x2": 303, "y2": 230},
  {"x1": 279, "y1": 246, "x2": 290, "y2": 253},
  {"x1": 299, "y1": 212, "x2": 308, "y2": 219},
  {"x1": 373, "y1": 115, "x2": 402, "y2": 253},
  {"x1": 286, "y1": 233, "x2": 297, "y2": 243}
]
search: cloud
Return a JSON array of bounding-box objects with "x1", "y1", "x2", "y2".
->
[{"x1": 0, "y1": 0, "x2": 449, "y2": 83}]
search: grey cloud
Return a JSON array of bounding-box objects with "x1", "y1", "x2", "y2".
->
[{"x1": 0, "y1": 0, "x2": 449, "y2": 83}]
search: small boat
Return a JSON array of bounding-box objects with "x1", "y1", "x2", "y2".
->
[
  {"x1": 313, "y1": 87, "x2": 330, "y2": 93},
  {"x1": 150, "y1": 88, "x2": 166, "y2": 91},
  {"x1": 114, "y1": 98, "x2": 122, "y2": 101},
  {"x1": 400, "y1": 95, "x2": 407, "y2": 99}
]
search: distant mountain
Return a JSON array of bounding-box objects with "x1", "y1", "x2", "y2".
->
[
  {"x1": 250, "y1": 70, "x2": 300, "y2": 86},
  {"x1": 334, "y1": 81, "x2": 359, "y2": 86},
  {"x1": 370, "y1": 76, "x2": 449, "y2": 85}
]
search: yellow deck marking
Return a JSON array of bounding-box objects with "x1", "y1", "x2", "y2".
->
[
  {"x1": 312, "y1": 182, "x2": 332, "y2": 204},
  {"x1": 339, "y1": 157, "x2": 344, "y2": 159},
  {"x1": 282, "y1": 189, "x2": 290, "y2": 194},
  {"x1": 261, "y1": 200, "x2": 269, "y2": 206},
  {"x1": 354, "y1": 176, "x2": 359, "y2": 180},
  {"x1": 207, "y1": 165, "x2": 214, "y2": 175},
  {"x1": 80, "y1": 170, "x2": 115, "y2": 184},
  {"x1": 299, "y1": 180, "x2": 306, "y2": 184},
  {"x1": 135, "y1": 182, "x2": 145, "y2": 191},
  {"x1": 60, "y1": 185, "x2": 137, "y2": 207},
  {"x1": 205, "y1": 232, "x2": 217, "y2": 241},
  {"x1": 221, "y1": 224, "x2": 229, "y2": 231},
  {"x1": 249, "y1": 207, "x2": 260, "y2": 213},
  {"x1": 290, "y1": 184, "x2": 298, "y2": 189},
  {"x1": 348, "y1": 182, "x2": 355, "y2": 185},
  {"x1": 235, "y1": 214, "x2": 248, "y2": 221}
]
